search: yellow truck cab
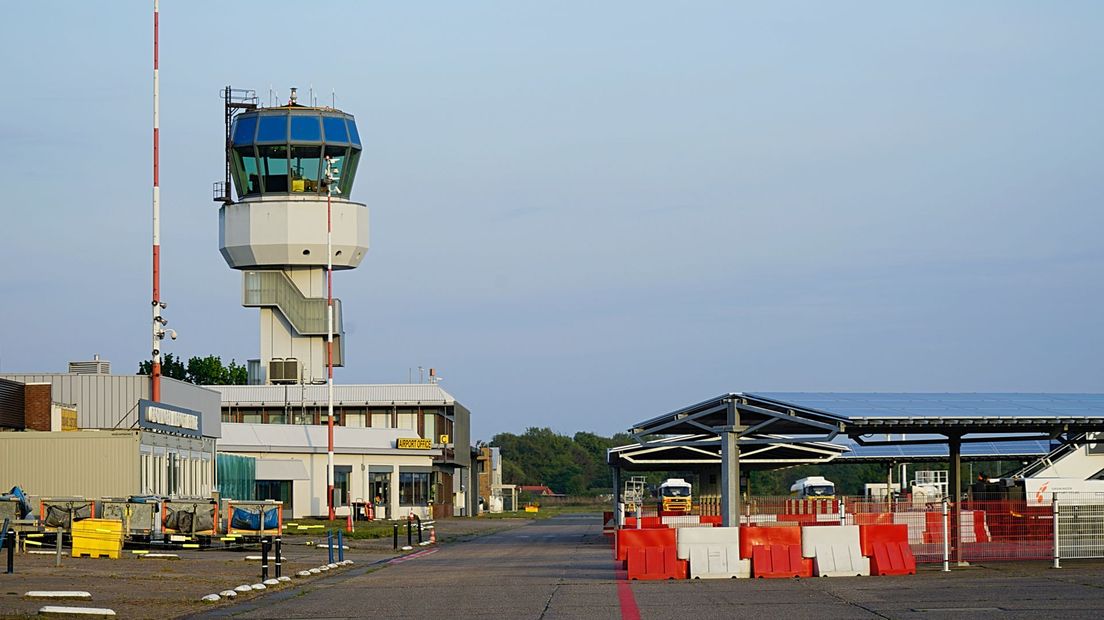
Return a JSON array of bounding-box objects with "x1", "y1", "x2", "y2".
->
[{"x1": 659, "y1": 478, "x2": 693, "y2": 513}]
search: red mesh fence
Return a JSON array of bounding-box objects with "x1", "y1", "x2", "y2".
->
[{"x1": 622, "y1": 495, "x2": 1057, "y2": 563}]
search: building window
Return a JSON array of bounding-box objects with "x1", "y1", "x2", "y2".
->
[
  {"x1": 423, "y1": 412, "x2": 436, "y2": 441},
  {"x1": 399, "y1": 472, "x2": 430, "y2": 506},
  {"x1": 397, "y1": 412, "x2": 417, "y2": 431},
  {"x1": 256, "y1": 480, "x2": 293, "y2": 514},
  {"x1": 334, "y1": 465, "x2": 352, "y2": 506}
]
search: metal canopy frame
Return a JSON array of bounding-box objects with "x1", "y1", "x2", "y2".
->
[
  {"x1": 608, "y1": 433, "x2": 848, "y2": 470},
  {"x1": 630, "y1": 394, "x2": 845, "y2": 446},
  {"x1": 615, "y1": 391, "x2": 1104, "y2": 563}
]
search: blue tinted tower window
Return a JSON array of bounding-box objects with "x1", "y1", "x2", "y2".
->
[{"x1": 228, "y1": 109, "x2": 362, "y2": 199}]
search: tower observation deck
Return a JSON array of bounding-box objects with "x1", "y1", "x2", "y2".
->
[{"x1": 217, "y1": 88, "x2": 369, "y2": 385}]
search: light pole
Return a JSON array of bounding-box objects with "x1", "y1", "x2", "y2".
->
[{"x1": 324, "y1": 155, "x2": 341, "y2": 521}]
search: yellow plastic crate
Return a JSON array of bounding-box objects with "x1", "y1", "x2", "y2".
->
[{"x1": 71, "y1": 518, "x2": 124, "y2": 559}]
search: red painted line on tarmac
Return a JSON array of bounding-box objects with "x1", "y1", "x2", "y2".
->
[
  {"x1": 616, "y1": 563, "x2": 641, "y2": 620},
  {"x1": 388, "y1": 548, "x2": 439, "y2": 564}
]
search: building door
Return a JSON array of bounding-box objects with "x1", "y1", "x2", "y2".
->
[{"x1": 371, "y1": 472, "x2": 390, "y2": 516}]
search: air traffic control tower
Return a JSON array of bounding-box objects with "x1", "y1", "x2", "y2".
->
[{"x1": 215, "y1": 88, "x2": 368, "y2": 385}]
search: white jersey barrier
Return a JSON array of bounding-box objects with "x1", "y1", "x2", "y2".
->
[
  {"x1": 675, "y1": 527, "x2": 750, "y2": 579},
  {"x1": 801, "y1": 525, "x2": 870, "y2": 577}
]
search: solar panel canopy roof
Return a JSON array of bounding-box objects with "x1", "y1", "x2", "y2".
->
[
  {"x1": 753, "y1": 393, "x2": 1104, "y2": 420},
  {"x1": 749, "y1": 393, "x2": 1104, "y2": 435},
  {"x1": 829, "y1": 435, "x2": 1053, "y2": 462}
]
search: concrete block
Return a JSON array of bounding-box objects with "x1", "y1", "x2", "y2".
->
[{"x1": 37, "y1": 607, "x2": 115, "y2": 618}]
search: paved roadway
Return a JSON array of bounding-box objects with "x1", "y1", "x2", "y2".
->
[{"x1": 190, "y1": 514, "x2": 1104, "y2": 620}]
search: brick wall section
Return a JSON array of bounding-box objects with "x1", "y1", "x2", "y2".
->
[{"x1": 24, "y1": 384, "x2": 52, "y2": 431}]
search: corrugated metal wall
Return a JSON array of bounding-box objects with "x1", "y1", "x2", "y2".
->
[
  {"x1": 0, "y1": 431, "x2": 140, "y2": 497},
  {"x1": 0, "y1": 374, "x2": 147, "y2": 431},
  {"x1": 0, "y1": 378, "x2": 25, "y2": 428},
  {"x1": 0, "y1": 374, "x2": 221, "y2": 439}
]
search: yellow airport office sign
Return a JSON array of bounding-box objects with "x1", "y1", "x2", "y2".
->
[{"x1": 397, "y1": 437, "x2": 432, "y2": 450}]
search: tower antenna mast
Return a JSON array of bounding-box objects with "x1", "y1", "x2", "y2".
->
[{"x1": 151, "y1": 0, "x2": 162, "y2": 401}]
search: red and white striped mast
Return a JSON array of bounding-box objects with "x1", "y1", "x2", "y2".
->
[
  {"x1": 324, "y1": 155, "x2": 340, "y2": 521},
  {"x1": 150, "y1": 0, "x2": 162, "y2": 402}
]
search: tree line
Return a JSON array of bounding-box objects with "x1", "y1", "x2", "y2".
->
[
  {"x1": 489, "y1": 427, "x2": 1025, "y2": 498},
  {"x1": 137, "y1": 353, "x2": 248, "y2": 385},
  {"x1": 490, "y1": 427, "x2": 637, "y2": 496}
]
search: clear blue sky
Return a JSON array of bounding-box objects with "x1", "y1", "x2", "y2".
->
[{"x1": 2, "y1": 2, "x2": 1102, "y2": 441}]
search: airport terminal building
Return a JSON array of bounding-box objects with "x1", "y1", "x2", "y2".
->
[{"x1": 209, "y1": 383, "x2": 476, "y2": 519}]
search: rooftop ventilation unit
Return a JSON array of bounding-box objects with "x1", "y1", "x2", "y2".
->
[
  {"x1": 68, "y1": 355, "x2": 110, "y2": 375},
  {"x1": 268, "y1": 358, "x2": 300, "y2": 385}
]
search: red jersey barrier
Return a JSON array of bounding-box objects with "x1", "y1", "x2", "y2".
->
[
  {"x1": 626, "y1": 545, "x2": 688, "y2": 580},
  {"x1": 870, "y1": 541, "x2": 917, "y2": 576},
  {"x1": 858, "y1": 524, "x2": 909, "y2": 556},
  {"x1": 616, "y1": 528, "x2": 676, "y2": 564},
  {"x1": 752, "y1": 544, "x2": 813, "y2": 578},
  {"x1": 739, "y1": 525, "x2": 801, "y2": 559}
]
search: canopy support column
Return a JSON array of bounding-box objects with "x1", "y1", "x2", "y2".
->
[
  {"x1": 720, "y1": 399, "x2": 745, "y2": 528},
  {"x1": 720, "y1": 429, "x2": 739, "y2": 527}
]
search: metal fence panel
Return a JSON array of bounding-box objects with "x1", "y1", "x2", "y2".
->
[{"x1": 1057, "y1": 492, "x2": 1104, "y2": 559}]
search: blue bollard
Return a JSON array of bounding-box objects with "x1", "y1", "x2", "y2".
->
[
  {"x1": 327, "y1": 530, "x2": 334, "y2": 565},
  {"x1": 337, "y1": 530, "x2": 344, "y2": 562}
]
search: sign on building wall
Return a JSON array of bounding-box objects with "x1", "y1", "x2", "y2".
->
[
  {"x1": 439, "y1": 434, "x2": 450, "y2": 445},
  {"x1": 138, "y1": 399, "x2": 202, "y2": 438},
  {"x1": 60, "y1": 406, "x2": 78, "y2": 431},
  {"x1": 397, "y1": 437, "x2": 432, "y2": 450}
]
